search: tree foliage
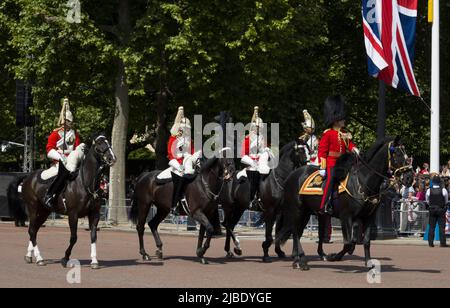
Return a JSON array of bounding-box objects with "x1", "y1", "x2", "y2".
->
[{"x1": 0, "y1": 0, "x2": 448, "y2": 167}]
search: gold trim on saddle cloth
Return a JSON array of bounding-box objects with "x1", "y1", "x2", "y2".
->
[{"x1": 299, "y1": 170, "x2": 350, "y2": 196}]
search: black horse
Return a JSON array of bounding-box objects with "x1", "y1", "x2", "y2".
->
[
  {"x1": 130, "y1": 153, "x2": 234, "y2": 264},
  {"x1": 220, "y1": 140, "x2": 309, "y2": 262},
  {"x1": 17, "y1": 134, "x2": 116, "y2": 268},
  {"x1": 276, "y1": 137, "x2": 409, "y2": 270}
]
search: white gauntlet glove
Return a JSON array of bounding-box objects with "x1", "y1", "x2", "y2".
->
[
  {"x1": 319, "y1": 169, "x2": 326, "y2": 178},
  {"x1": 48, "y1": 149, "x2": 66, "y2": 164}
]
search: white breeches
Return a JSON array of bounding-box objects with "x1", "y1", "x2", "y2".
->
[
  {"x1": 157, "y1": 150, "x2": 202, "y2": 180},
  {"x1": 41, "y1": 144, "x2": 86, "y2": 180},
  {"x1": 238, "y1": 150, "x2": 272, "y2": 180}
]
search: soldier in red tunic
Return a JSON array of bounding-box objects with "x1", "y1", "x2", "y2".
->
[
  {"x1": 318, "y1": 95, "x2": 359, "y2": 215},
  {"x1": 157, "y1": 107, "x2": 201, "y2": 211},
  {"x1": 43, "y1": 98, "x2": 85, "y2": 209},
  {"x1": 239, "y1": 106, "x2": 271, "y2": 210}
]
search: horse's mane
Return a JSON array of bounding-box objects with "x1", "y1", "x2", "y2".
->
[
  {"x1": 362, "y1": 137, "x2": 394, "y2": 162},
  {"x1": 334, "y1": 153, "x2": 355, "y2": 182},
  {"x1": 279, "y1": 141, "x2": 296, "y2": 157},
  {"x1": 200, "y1": 157, "x2": 218, "y2": 172},
  {"x1": 333, "y1": 137, "x2": 394, "y2": 182}
]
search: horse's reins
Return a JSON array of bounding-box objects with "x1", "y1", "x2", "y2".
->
[
  {"x1": 271, "y1": 143, "x2": 308, "y2": 192},
  {"x1": 200, "y1": 162, "x2": 230, "y2": 201},
  {"x1": 80, "y1": 136, "x2": 112, "y2": 200},
  {"x1": 346, "y1": 142, "x2": 410, "y2": 214}
]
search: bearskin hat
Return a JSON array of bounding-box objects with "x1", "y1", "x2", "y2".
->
[{"x1": 323, "y1": 94, "x2": 347, "y2": 127}]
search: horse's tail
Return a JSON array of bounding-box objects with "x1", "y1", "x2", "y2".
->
[
  {"x1": 274, "y1": 207, "x2": 292, "y2": 247},
  {"x1": 7, "y1": 176, "x2": 28, "y2": 225},
  {"x1": 129, "y1": 191, "x2": 139, "y2": 225},
  {"x1": 212, "y1": 207, "x2": 222, "y2": 235},
  {"x1": 129, "y1": 172, "x2": 154, "y2": 225},
  {"x1": 275, "y1": 169, "x2": 305, "y2": 247}
]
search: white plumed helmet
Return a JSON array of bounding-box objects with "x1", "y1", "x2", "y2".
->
[
  {"x1": 58, "y1": 97, "x2": 74, "y2": 126},
  {"x1": 170, "y1": 106, "x2": 191, "y2": 136},
  {"x1": 301, "y1": 109, "x2": 315, "y2": 132},
  {"x1": 250, "y1": 106, "x2": 264, "y2": 131}
]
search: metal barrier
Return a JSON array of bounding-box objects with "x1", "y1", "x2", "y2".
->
[
  {"x1": 43, "y1": 198, "x2": 445, "y2": 239},
  {"x1": 392, "y1": 200, "x2": 428, "y2": 236}
]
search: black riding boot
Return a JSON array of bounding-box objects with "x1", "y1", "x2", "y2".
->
[
  {"x1": 247, "y1": 170, "x2": 261, "y2": 211},
  {"x1": 44, "y1": 163, "x2": 71, "y2": 210},
  {"x1": 178, "y1": 175, "x2": 192, "y2": 205},
  {"x1": 322, "y1": 179, "x2": 337, "y2": 215},
  {"x1": 171, "y1": 172, "x2": 182, "y2": 213}
]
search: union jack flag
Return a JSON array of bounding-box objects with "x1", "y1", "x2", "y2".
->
[{"x1": 362, "y1": 0, "x2": 421, "y2": 97}]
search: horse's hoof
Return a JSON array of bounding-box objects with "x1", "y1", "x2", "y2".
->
[
  {"x1": 318, "y1": 252, "x2": 327, "y2": 261},
  {"x1": 200, "y1": 258, "x2": 209, "y2": 265},
  {"x1": 276, "y1": 251, "x2": 286, "y2": 259},
  {"x1": 91, "y1": 263, "x2": 100, "y2": 270},
  {"x1": 155, "y1": 250, "x2": 163, "y2": 260},
  {"x1": 262, "y1": 256, "x2": 272, "y2": 263},
  {"x1": 300, "y1": 263, "x2": 310, "y2": 271},
  {"x1": 24, "y1": 256, "x2": 33, "y2": 264},
  {"x1": 226, "y1": 252, "x2": 234, "y2": 259},
  {"x1": 196, "y1": 248, "x2": 205, "y2": 258},
  {"x1": 326, "y1": 253, "x2": 341, "y2": 262},
  {"x1": 142, "y1": 254, "x2": 151, "y2": 261},
  {"x1": 293, "y1": 260, "x2": 309, "y2": 270},
  {"x1": 36, "y1": 260, "x2": 46, "y2": 266},
  {"x1": 234, "y1": 248, "x2": 242, "y2": 256},
  {"x1": 61, "y1": 258, "x2": 68, "y2": 268}
]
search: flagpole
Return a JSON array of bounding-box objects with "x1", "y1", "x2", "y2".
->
[
  {"x1": 377, "y1": 79, "x2": 386, "y2": 142},
  {"x1": 430, "y1": 0, "x2": 440, "y2": 173}
]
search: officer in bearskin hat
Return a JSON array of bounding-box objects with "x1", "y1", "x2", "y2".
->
[{"x1": 318, "y1": 95, "x2": 359, "y2": 215}]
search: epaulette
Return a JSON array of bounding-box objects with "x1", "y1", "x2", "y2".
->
[{"x1": 323, "y1": 129, "x2": 331, "y2": 134}]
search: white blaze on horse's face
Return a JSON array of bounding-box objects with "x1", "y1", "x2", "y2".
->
[
  {"x1": 104, "y1": 139, "x2": 116, "y2": 166},
  {"x1": 94, "y1": 135, "x2": 116, "y2": 166}
]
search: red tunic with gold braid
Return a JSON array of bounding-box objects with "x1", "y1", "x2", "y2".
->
[
  {"x1": 318, "y1": 128, "x2": 356, "y2": 169},
  {"x1": 167, "y1": 135, "x2": 195, "y2": 165},
  {"x1": 46, "y1": 127, "x2": 81, "y2": 164},
  {"x1": 318, "y1": 128, "x2": 356, "y2": 209}
]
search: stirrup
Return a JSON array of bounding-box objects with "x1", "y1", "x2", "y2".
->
[
  {"x1": 171, "y1": 204, "x2": 181, "y2": 216},
  {"x1": 248, "y1": 198, "x2": 261, "y2": 211},
  {"x1": 44, "y1": 195, "x2": 55, "y2": 211},
  {"x1": 324, "y1": 203, "x2": 333, "y2": 215}
]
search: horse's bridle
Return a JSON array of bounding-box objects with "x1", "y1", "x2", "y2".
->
[
  {"x1": 93, "y1": 135, "x2": 116, "y2": 167},
  {"x1": 80, "y1": 135, "x2": 114, "y2": 200},
  {"x1": 201, "y1": 159, "x2": 234, "y2": 201},
  {"x1": 272, "y1": 142, "x2": 307, "y2": 191},
  {"x1": 349, "y1": 142, "x2": 410, "y2": 211}
]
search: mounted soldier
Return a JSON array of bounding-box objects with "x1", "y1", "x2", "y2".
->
[
  {"x1": 157, "y1": 106, "x2": 202, "y2": 211},
  {"x1": 318, "y1": 95, "x2": 359, "y2": 215},
  {"x1": 239, "y1": 106, "x2": 272, "y2": 210},
  {"x1": 299, "y1": 109, "x2": 319, "y2": 166},
  {"x1": 43, "y1": 98, "x2": 85, "y2": 209}
]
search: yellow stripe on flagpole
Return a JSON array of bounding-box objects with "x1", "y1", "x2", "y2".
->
[{"x1": 428, "y1": 0, "x2": 434, "y2": 23}]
